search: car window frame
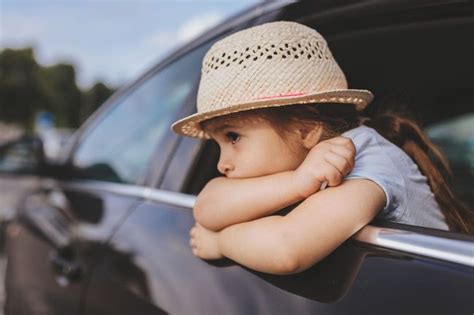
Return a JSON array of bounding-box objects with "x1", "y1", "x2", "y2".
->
[
  {"x1": 61, "y1": 5, "x2": 270, "y2": 187},
  {"x1": 150, "y1": 19, "x2": 259, "y2": 189},
  {"x1": 161, "y1": 1, "x2": 474, "y2": 237},
  {"x1": 60, "y1": 68, "x2": 174, "y2": 185},
  {"x1": 61, "y1": 42, "x2": 216, "y2": 186}
]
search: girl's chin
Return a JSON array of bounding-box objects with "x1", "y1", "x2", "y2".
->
[
  {"x1": 226, "y1": 172, "x2": 261, "y2": 179},
  {"x1": 229, "y1": 170, "x2": 285, "y2": 179}
]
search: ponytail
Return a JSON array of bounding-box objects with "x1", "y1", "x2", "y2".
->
[{"x1": 363, "y1": 113, "x2": 474, "y2": 234}]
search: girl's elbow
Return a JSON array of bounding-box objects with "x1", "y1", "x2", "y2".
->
[
  {"x1": 271, "y1": 241, "x2": 302, "y2": 275},
  {"x1": 273, "y1": 255, "x2": 301, "y2": 275},
  {"x1": 193, "y1": 198, "x2": 222, "y2": 231},
  {"x1": 192, "y1": 195, "x2": 202, "y2": 219},
  {"x1": 193, "y1": 179, "x2": 220, "y2": 219},
  {"x1": 274, "y1": 253, "x2": 317, "y2": 275},
  {"x1": 272, "y1": 238, "x2": 321, "y2": 275},
  {"x1": 193, "y1": 198, "x2": 210, "y2": 226}
]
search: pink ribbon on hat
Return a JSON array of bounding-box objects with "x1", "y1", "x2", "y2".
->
[{"x1": 254, "y1": 92, "x2": 306, "y2": 100}]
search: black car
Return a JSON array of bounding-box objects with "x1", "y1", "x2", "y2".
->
[{"x1": 1, "y1": 1, "x2": 473, "y2": 314}]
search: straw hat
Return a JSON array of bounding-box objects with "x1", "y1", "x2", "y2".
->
[{"x1": 171, "y1": 20, "x2": 373, "y2": 139}]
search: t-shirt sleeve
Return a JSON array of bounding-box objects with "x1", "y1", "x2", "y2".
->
[{"x1": 341, "y1": 128, "x2": 408, "y2": 220}]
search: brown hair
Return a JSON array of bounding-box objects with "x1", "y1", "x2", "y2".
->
[{"x1": 249, "y1": 103, "x2": 474, "y2": 234}]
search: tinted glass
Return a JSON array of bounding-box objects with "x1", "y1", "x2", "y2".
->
[
  {"x1": 71, "y1": 45, "x2": 210, "y2": 184},
  {"x1": 426, "y1": 113, "x2": 474, "y2": 209}
]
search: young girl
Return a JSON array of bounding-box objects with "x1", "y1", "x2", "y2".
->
[{"x1": 171, "y1": 21, "x2": 473, "y2": 275}]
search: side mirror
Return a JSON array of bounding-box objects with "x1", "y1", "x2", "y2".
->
[{"x1": 0, "y1": 135, "x2": 46, "y2": 175}]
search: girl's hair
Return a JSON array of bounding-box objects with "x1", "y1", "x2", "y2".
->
[{"x1": 249, "y1": 103, "x2": 474, "y2": 234}]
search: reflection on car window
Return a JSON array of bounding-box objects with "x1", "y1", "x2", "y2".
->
[
  {"x1": 71, "y1": 44, "x2": 212, "y2": 184},
  {"x1": 426, "y1": 113, "x2": 474, "y2": 209}
]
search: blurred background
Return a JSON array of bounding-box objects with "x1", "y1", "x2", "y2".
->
[
  {"x1": 0, "y1": 0, "x2": 260, "y2": 312},
  {"x1": 1, "y1": 0, "x2": 259, "y2": 142}
]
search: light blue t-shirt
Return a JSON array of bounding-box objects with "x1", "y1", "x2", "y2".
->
[{"x1": 341, "y1": 125, "x2": 449, "y2": 231}]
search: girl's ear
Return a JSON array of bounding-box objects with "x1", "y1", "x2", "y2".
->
[{"x1": 299, "y1": 124, "x2": 323, "y2": 150}]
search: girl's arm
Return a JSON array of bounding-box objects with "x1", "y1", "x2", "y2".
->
[
  {"x1": 194, "y1": 171, "x2": 302, "y2": 231},
  {"x1": 194, "y1": 136, "x2": 356, "y2": 231},
  {"x1": 215, "y1": 178, "x2": 386, "y2": 274}
]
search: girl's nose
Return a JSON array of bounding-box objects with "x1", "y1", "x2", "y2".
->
[{"x1": 217, "y1": 154, "x2": 234, "y2": 176}]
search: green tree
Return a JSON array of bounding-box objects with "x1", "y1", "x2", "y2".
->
[
  {"x1": 0, "y1": 47, "x2": 115, "y2": 130},
  {"x1": 81, "y1": 82, "x2": 115, "y2": 124},
  {"x1": 41, "y1": 63, "x2": 82, "y2": 128},
  {"x1": 0, "y1": 48, "x2": 47, "y2": 129}
]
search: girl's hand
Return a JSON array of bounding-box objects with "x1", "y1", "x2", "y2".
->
[
  {"x1": 293, "y1": 136, "x2": 356, "y2": 199},
  {"x1": 189, "y1": 222, "x2": 224, "y2": 260}
]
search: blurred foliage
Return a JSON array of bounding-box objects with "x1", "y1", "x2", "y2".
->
[{"x1": 0, "y1": 47, "x2": 116, "y2": 130}]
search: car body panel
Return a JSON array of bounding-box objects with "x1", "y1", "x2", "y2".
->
[
  {"x1": 83, "y1": 200, "x2": 474, "y2": 315},
  {"x1": 4, "y1": 181, "x2": 140, "y2": 315}
]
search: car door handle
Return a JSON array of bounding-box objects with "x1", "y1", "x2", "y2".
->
[{"x1": 50, "y1": 249, "x2": 83, "y2": 283}]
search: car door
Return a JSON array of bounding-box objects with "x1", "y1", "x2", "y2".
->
[
  {"x1": 3, "y1": 27, "x2": 203, "y2": 314},
  {"x1": 81, "y1": 133, "x2": 474, "y2": 313},
  {"x1": 78, "y1": 1, "x2": 474, "y2": 315}
]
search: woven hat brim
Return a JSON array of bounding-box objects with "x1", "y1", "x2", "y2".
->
[{"x1": 171, "y1": 89, "x2": 373, "y2": 139}]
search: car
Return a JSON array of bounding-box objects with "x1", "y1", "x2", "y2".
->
[{"x1": 1, "y1": 0, "x2": 473, "y2": 314}]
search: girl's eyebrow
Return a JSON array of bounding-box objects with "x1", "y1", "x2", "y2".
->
[{"x1": 212, "y1": 123, "x2": 242, "y2": 133}]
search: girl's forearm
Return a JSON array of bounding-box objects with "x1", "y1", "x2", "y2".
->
[
  {"x1": 217, "y1": 215, "x2": 298, "y2": 275},
  {"x1": 217, "y1": 179, "x2": 386, "y2": 276},
  {"x1": 194, "y1": 171, "x2": 303, "y2": 231}
]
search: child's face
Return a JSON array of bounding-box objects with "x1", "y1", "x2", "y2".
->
[{"x1": 203, "y1": 113, "x2": 309, "y2": 179}]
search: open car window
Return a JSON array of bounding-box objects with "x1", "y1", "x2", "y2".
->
[
  {"x1": 426, "y1": 113, "x2": 474, "y2": 210},
  {"x1": 177, "y1": 8, "x2": 473, "y2": 234},
  {"x1": 160, "y1": 3, "x2": 474, "y2": 235}
]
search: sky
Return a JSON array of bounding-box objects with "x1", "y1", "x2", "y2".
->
[{"x1": 0, "y1": 0, "x2": 260, "y2": 89}]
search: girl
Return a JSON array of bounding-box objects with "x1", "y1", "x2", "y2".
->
[{"x1": 171, "y1": 21, "x2": 473, "y2": 275}]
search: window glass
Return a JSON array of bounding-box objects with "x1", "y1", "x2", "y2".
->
[
  {"x1": 426, "y1": 113, "x2": 474, "y2": 209},
  {"x1": 71, "y1": 44, "x2": 211, "y2": 184}
]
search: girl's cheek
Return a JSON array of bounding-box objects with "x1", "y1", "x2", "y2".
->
[{"x1": 230, "y1": 142, "x2": 244, "y2": 156}]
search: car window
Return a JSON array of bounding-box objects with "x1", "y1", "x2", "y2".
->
[
  {"x1": 181, "y1": 9, "x2": 473, "y2": 232},
  {"x1": 426, "y1": 113, "x2": 474, "y2": 210},
  {"x1": 70, "y1": 44, "x2": 210, "y2": 184}
]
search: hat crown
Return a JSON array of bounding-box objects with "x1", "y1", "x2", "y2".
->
[
  {"x1": 197, "y1": 21, "x2": 348, "y2": 113},
  {"x1": 171, "y1": 21, "x2": 373, "y2": 139}
]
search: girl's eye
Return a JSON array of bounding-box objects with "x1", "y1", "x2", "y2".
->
[{"x1": 225, "y1": 131, "x2": 241, "y2": 144}]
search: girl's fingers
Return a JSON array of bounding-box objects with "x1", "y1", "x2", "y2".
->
[
  {"x1": 315, "y1": 139, "x2": 355, "y2": 162},
  {"x1": 325, "y1": 151, "x2": 352, "y2": 173},
  {"x1": 324, "y1": 137, "x2": 356, "y2": 153},
  {"x1": 328, "y1": 146, "x2": 355, "y2": 169},
  {"x1": 320, "y1": 164, "x2": 343, "y2": 186},
  {"x1": 320, "y1": 180, "x2": 328, "y2": 190}
]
